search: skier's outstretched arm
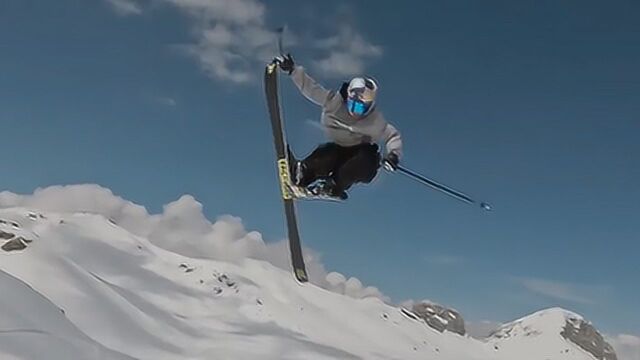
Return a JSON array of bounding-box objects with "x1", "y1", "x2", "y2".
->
[
  {"x1": 276, "y1": 54, "x2": 333, "y2": 106},
  {"x1": 290, "y1": 66, "x2": 333, "y2": 106}
]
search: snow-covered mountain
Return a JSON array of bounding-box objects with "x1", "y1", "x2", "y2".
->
[
  {"x1": 0, "y1": 205, "x2": 617, "y2": 360},
  {"x1": 488, "y1": 308, "x2": 617, "y2": 360}
]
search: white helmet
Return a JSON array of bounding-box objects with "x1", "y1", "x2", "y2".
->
[{"x1": 346, "y1": 76, "x2": 378, "y2": 117}]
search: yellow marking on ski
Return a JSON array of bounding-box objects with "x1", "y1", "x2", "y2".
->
[
  {"x1": 277, "y1": 158, "x2": 293, "y2": 200},
  {"x1": 267, "y1": 63, "x2": 277, "y2": 74}
]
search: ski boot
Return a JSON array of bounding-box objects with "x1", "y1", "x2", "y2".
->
[
  {"x1": 308, "y1": 178, "x2": 348, "y2": 201},
  {"x1": 287, "y1": 146, "x2": 305, "y2": 187}
]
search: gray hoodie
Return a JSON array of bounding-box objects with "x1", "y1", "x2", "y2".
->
[{"x1": 290, "y1": 66, "x2": 403, "y2": 157}]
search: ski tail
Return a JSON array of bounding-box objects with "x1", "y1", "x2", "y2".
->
[{"x1": 264, "y1": 62, "x2": 309, "y2": 283}]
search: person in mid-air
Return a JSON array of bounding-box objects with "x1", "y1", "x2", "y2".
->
[{"x1": 276, "y1": 54, "x2": 403, "y2": 200}]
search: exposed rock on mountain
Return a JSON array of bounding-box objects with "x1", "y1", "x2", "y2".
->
[{"x1": 411, "y1": 301, "x2": 466, "y2": 335}]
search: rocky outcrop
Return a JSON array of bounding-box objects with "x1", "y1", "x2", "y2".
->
[
  {"x1": 561, "y1": 316, "x2": 617, "y2": 360},
  {"x1": 1, "y1": 216, "x2": 33, "y2": 252},
  {"x1": 0, "y1": 226, "x2": 32, "y2": 252},
  {"x1": 1, "y1": 237, "x2": 30, "y2": 252},
  {"x1": 411, "y1": 301, "x2": 466, "y2": 335}
]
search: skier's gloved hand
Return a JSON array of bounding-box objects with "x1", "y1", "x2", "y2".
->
[
  {"x1": 275, "y1": 53, "x2": 295, "y2": 75},
  {"x1": 383, "y1": 152, "x2": 400, "y2": 172}
]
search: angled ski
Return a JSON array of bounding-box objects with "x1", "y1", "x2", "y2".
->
[{"x1": 264, "y1": 62, "x2": 309, "y2": 283}]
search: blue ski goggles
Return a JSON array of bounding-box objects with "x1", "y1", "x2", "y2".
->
[{"x1": 347, "y1": 97, "x2": 372, "y2": 116}]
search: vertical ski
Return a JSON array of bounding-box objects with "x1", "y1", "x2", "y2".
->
[{"x1": 264, "y1": 62, "x2": 309, "y2": 283}]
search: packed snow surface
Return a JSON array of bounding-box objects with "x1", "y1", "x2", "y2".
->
[{"x1": 0, "y1": 207, "x2": 603, "y2": 360}]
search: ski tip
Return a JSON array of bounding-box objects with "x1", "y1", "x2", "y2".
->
[{"x1": 480, "y1": 202, "x2": 492, "y2": 211}]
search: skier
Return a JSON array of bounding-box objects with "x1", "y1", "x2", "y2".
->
[{"x1": 275, "y1": 54, "x2": 403, "y2": 200}]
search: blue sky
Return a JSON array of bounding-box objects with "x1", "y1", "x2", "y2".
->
[{"x1": 1, "y1": 0, "x2": 638, "y2": 336}]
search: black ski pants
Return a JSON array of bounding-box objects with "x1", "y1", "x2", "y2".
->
[{"x1": 300, "y1": 142, "x2": 381, "y2": 192}]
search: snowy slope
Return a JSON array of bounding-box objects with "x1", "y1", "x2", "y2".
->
[
  {"x1": 0, "y1": 271, "x2": 134, "y2": 360},
  {"x1": 0, "y1": 207, "x2": 611, "y2": 360}
]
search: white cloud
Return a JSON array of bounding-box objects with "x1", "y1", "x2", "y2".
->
[
  {"x1": 106, "y1": 0, "x2": 143, "y2": 16},
  {"x1": 326, "y1": 272, "x2": 389, "y2": 301},
  {"x1": 102, "y1": 0, "x2": 272, "y2": 83},
  {"x1": 607, "y1": 334, "x2": 640, "y2": 360},
  {"x1": 313, "y1": 25, "x2": 383, "y2": 78},
  {"x1": 516, "y1": 277, "x2": 608, "y2": 305},
  {"x1": 163, "y1": 0, "x2": 274, "y2": 84},
  {"x1": 0, "y1": 184, "x2": 387, "y2": 301},
  {"x1": 102, "y1": 0, "x2": 381, "y2": 84}
]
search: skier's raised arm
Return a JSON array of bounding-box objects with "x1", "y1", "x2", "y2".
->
[{"x1": 276, "y1": 54, "x2": 333, "y2": 106}]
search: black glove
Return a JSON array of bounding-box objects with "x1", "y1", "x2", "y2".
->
[
  {"x1": 275, "y1": 53, "x2": 295, "y2": 74},
  {"x1": 383, "y1": 152, "x2": 400, "y2": 171}
]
